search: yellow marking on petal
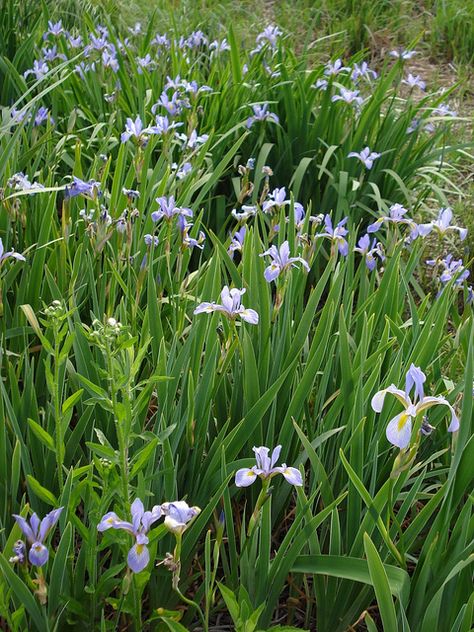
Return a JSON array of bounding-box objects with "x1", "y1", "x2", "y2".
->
[
  {"x1": 397, "y1": 413, "x2": 409, "y2": 431},
  {"x1": 136, "y1": 544, "x2": 144, "y2": 554},
  {"x1": 247, "y1": 471, "x2": 255, "y2": 476}
]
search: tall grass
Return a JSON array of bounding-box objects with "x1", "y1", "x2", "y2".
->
[{"x1": 0, "y1": 2, "x2": 472, "y2": 631}]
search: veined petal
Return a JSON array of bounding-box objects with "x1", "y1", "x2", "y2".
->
[
  {"x1": 386, "y1": 412, "x2": 413, "y2": 449},
  {"x1": 29, "y1": 542, "x2": 49, "y2": 566},
  {"x1": 239, "y1": 308, "x2": 259, "y2": 325},
  {"x1": 415, "y1": 397, "x2": 459, "y2": 432},
  {"x1": 371, "y1": 385, "x2": 408, "y2": 412},
  {"x1": 194, "y1": 302, "x2": 216, "y2": 314},
  {"x1": 235, "y1": 467, "x2": 258, "y2": 487},
  {"x1": 264, "y1": 263, "x2": 281, "y2": 283},
  {"x1": 127, "y1": 543, "x2": 150, "y2": 573},
  {"x1": 12, "y1": 515, "x2": 35, "y2": 543},
  {"x1": 276, "y1": 465, "x2": 303, "y2": 486}
]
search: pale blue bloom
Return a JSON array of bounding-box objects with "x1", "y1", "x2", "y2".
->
[
  {"x1": 246, "y1": 104, "x2": 279, "y2": 128},
  {"x1": 194, "y1": 286, "x2": 259, "y2": 324},
  {"x1": 367, "y1": 204, "x2": 417, "y2": 235},
  {"x1": 235, "y1": 445, "x2": 302, "y2": 487},
  {"x1": 13, "y1": 508, "x2": 63, "y2": 566},
  {"x1": 332, "y1": 88, "x2": 363, "y2": 106},
  {"x1": 402, "y1": 73, "x2": 426, "y2": 90},
  {"x1": 418, "y1": 208, "x2": 467, "y2": 241},
  {"x1": 315, "y1": 215, "x2": 349, "y2": 256},
  {"x1": 371, "y1": 365, "x2": 459, "y2": 449},
  {"x1": 324, "y1": 58, "x2": 349, "y2": 76},
  {"x1": 348, "y1": 147, "x2": 381, "y2": 169},
  {"x1": 97, "y1": 499, "x2": 162, "y2": 573},
  {"x1": 161, "y1": 501, "x2": 200, "y2": 535},
  {"x1": 231, "y1": 205, "x2": 258, "y2": 222},
  {"x1": 262, "y1": 187, "x2": 290, "y2": 213},
  {"x1": 260, "y1": 241, "x2": 310, "y2": 282},
  {"x1": 390, "y1": 49, "x2": 416, "y2": 60},
  {"x1": 228, "y1": 226, "x2": 246, "y2": 258},
  {"x1": 24, "y1": 60, "x2": 49, "y2": 81},
  {"x1": 65, "y1": 176, "x2": 101, "y2": 200},
  {"x1": 151, "y1": 196, "x2": 192, "y2": 222},
  {"x1": 354, "y1": 234, "x2": 384, "y2": 271},
  {"x1": 351, "y1": 62, "x2": 377, "y2": 82}
]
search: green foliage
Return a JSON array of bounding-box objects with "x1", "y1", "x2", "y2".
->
[{"x1": 0, "y1": 2, "x2": 472, "y2": 631}]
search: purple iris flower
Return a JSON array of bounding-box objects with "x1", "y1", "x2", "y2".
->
[
  {"x1": 65, "y1": 176, "x2": 101, "y2": 200},
  {"x1": 9, "y1": 540, "x2": 26, "y2": 564},
  {"x1": 122, "y1": 187, "x2": 140, "y2": 201},
  {"x1": 209, "y1": 39, "x2": 231, "y2": 55},
  {"x1": 390, "y1": 48, "x2": 416, "y2": 60},
  {"x1": 13, "y1": 508, "x2": 63, "y2": 566},
  {"x1": 151, "y1": 196, "x2": 192, "y2": 222},
  {"x1": 34, "y1": 106, "x2": 52, "y2": 127},
  {"x1": 433, "y1": 104, "x2": 457, "y2": 117},
  {"x1": 24, "y1": 60, "x2": 49, "y2": 81},
  {"x1": 150, "y1": 115, "x2": 182, "y2": 136},
  {"x1": 177, "y1": 216, "x2": 205, "y2": 249},
  {"x1": 372, "y1": 365, "x2": 459, "y2": 449},
  {"x1": 43, "y1": 20, "x2": 64, "y2": 39},
  {"x1": 0, "y1": 238, "x2": 25, "y2": 264},
  {"x1": 331, "y1": 88, "x2": 363, "y2": 106},
  {"x1": 262, "y1": 187, "x2": 290, "y2": 213},
  {"x1": 312, "y1": 78, "x2": 329, "y2": 91},
  {"x1": 351, "y1": 62, "x2": 377, "y2": 82},
  {"x1": 137, "y1": 54, "x2": 155, "y2": 73},
  {"x1": 121, "y1": 116, "x2": 156, "y2": 144},
  {"x1": 228, "y1": 226, "x2": 246, "y2": 258},
  {"x1": 246, "y1": 104, "x2": 279, "y2": 129},
  {"x1": 235, "y1": 445, "x2": 302, "y2": 488},
  {"x1": 315, "y1": 215, "x2": 349, "y2": 256},
  {"x1": 402, "y1": 73, "x2": 426, "y2": 91},
  {"x1": 102, "y1": 49, "x2": 119, "y2": 72},
  {"x1": 144, "y1": 234, "x2": 159, "y2": 247},
  {"x1": 348, "y1": 147, "x2": 381, "y2": 169},
  {"x1": 41, "y1": 45, "x2": 66, "y2": 62},
  {"x1": 428, "y1": 254, "x2": 470, "y2": 286},
  {"x1": 324, "y1": 58, "x2": 349, "y2": 76},
  {"x1": 354, "y1": 234, "x2": 384, "y2": 271},
  {"x1": 171, "y1": 161, "x2": 192, "y2": 179},
  {"x1": 260, "y1": 241, "x2": 310, "y2": 282},
  {"x1": 67, "y1": 33, "x2": 83, "y2": 48},
  {"x1": 418, "y1": 208, "x2": 467, "y2": 241},
  {"x1": 194, "y1": 286, "x2": 259, "y2": 324},
  {"x1": 255, "y1": 25, "x2": 282, "y2": 49},
  {"x1": 177, "y1": 129, "x2": 209, "y2": 149},
  {"x1": 97, "y1": 499, "x2": 162, "y2": 573},
  {"x1": 161, "y1": 501, "x2": 200, "y2": 535},
  {"x1": 152, "y1": 91, "x2": 183, "y2": 117},
  {"x1": 367, "y1": 203, "x2": 417, "y2": 235}
]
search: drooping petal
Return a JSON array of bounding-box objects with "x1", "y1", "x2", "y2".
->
[
  {"x1": 276, "y1": 465, "x2": 303, "y2": 486},
  {"x1": 194, "y1": 302, "x2": 217, "y2": 314},
  {"x1": 371, "y1": 385, "x2": 409, "y2": 412},
  {"x1": 415, "y1": 396, "x2": 459, "y2": 433},
  {"x1": 28, "y1": 542, "x2": 49, "y2": 566},
  {"x1": 239, "y1": 308, "x2": 259, "y2": 325},
  {"x1": 386, "y1": 412, "x2": 413, "y2": 449},
  {"x1": 235, "y1": 467, "x2": 258, "y2": 487},
  {"x1": 417, "y1": 223, "x2": 433, "y2": 237},
  {"x1": 127, "y1": 543, "x2": 150, "y2": 572},
  {"x1": 264, "y1": 263, "x2": 281, "y2": 283}
]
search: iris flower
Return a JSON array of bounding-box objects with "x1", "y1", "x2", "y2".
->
[
  {"x1": 315, "y1": 215, "x2": 349, "y2": 256},
  {"x1": 151, "y1": 196, "x2": 192, "y2": 222},
  {"x1": 354, "y1": 234, "x2": 384, "y2": 271},
  {"x1": 348, "y1": 147, "x2": 381, "y2": 169},
  {"x1": 371, "y1": 364, "x2": 459, "y2": 449},
  {"x1": 97, "y1": 499, "x2": 162, "y2": 573},
  {"x1": 235, "y1": 445, "x2": 303, "y2": 487},
  {"x1": 262, "y1": 187, "x2": 290, "y2": 213},
  {"x1": 246, "y1": 104, "x2": 279, "y2": 128},
  {"x1": 367, "y1": 203, "x2": 417, "y2": 235},
  {"x1": 0, "y1": 238, "x2": 25, "y2": 264},
  {"x1": 65, "y1": 176, "x2": 101, "y2": 200},
  {"x1": 194, "y1": 286, "x2": 259, "y2": 324},
  {"x1": 228, "y1": 226, "x2": 246, "y2": 258},
  {"x1": 13, "y1": 508, "x2": 63, "y2": 566},
  {"x1": 260, "y1": 241, "x2": 310, "y2": 282},
  {"x1": 161, "y1": 501, "x2": 200, "y2": 535},
  {"x1": 418, "y1": 208, "x2": 467, "y2": 241}
]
